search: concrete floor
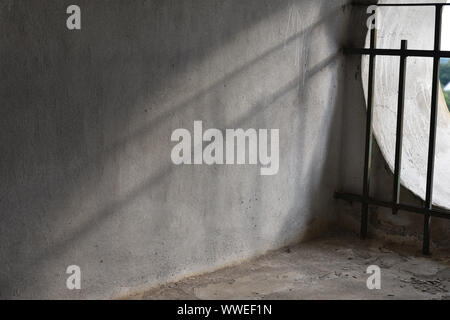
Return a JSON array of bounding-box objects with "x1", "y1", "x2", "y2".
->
[{"x1": 126, "y1": 233, "x2": 450, "y2": 300}]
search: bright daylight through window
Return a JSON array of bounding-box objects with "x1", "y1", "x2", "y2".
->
[{"x1": 441, "y1": 3, "x2": 450, "y2": 109}]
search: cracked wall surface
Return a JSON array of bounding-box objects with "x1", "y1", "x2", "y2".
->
[{"x1": 0, "y1": 0, "x2": 353, "y2": 299}]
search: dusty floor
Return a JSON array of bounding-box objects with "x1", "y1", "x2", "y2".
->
[{"x1": 126, "y1": 233, "x2": 450, "y2": 300}]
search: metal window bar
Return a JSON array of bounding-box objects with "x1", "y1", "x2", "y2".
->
[{"x1": 335, "y1": 2, "x2": 450, "y2": 255}]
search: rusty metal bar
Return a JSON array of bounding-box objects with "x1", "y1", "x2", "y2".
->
[
  {"x1": 335, "y1": 192, "x2": 450, "y2": 220},
  {"x1": 361, "y1": 25, "x2": 377, "y2": 239},
  {"x1": 392, "y1": 40, "x2": 408, "y2": 215},
  {"x1": 423, "y1": 4, "x2": 443, "y2": 255},
  {"x1": 343, "y1": 48, "x2": 450, "y2": 58}
]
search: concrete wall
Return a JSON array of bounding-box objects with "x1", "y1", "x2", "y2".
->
[{"x1": 0, "y1": 0, "x2": 352, "y2": 299}]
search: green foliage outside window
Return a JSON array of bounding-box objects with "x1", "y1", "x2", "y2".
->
[
  {"x1": 440, "y1": 59, "x2": 450, "y2": 110},
  {"x1": 444, "y1": 91, "x2": 450, "y2": 109}
]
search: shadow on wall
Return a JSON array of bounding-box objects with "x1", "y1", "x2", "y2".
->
[{"x1": 0, "y1": 0, "x2": 350, "y2": 298}]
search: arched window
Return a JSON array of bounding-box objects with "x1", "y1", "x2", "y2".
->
[{"x1": 361, "y1": 0, "x2": 450, "y2": 209}]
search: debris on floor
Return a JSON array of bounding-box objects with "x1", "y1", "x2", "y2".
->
[{"x1": 125, "y1": 234, "x2": 450, "y2": 300}]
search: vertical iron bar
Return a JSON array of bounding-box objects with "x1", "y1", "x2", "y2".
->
[
  {"x1": 393, "y1": 40, "x2": 408, "y2": 215},
  {"x1": 361, "y1": 24, "x2": 377, "y2": 239},
  {"x1": 423, "y1": 4, "x2": 443, "y2": 255}
]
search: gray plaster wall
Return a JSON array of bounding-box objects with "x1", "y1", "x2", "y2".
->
[{"x1": 0, "y1": 0, "x2": 352, "y2": 299}]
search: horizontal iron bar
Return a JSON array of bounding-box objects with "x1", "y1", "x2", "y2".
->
[
  {"x1": 344, "y1": 48, "x2": 450, "y2": 58},
  {"x1": 334, "y1": 192, "x2": 450, "y2": 220}
]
